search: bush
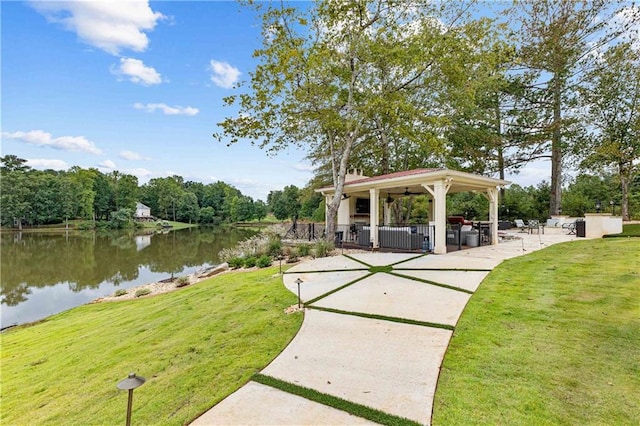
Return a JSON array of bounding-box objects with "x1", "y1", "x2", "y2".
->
[
  {"x1": 257, "y1": 255, "x2": 272, "y2": 268},
  {"x1": 175, "y1": 276, "x2": 190, "y2": 288},
  {"x1": 135, "y1": 288, "x2": 151, "y2": 298},
  {"x1": 266, "y1": 236, "x2": 282, "y2": 257},
  {"x1": 228, "y1": 257, "x2": 244, "y2": 269},
  {"x1": 314, "y1": 240, "x2": 333, "y2": 258},
  {"x1": 244, "y1": 256, "x2": 257, "y2": 268},
  {"x1": 298, "y1": 244, "x2": 311, "y2": 257},
  {"x1": 114, "y1": 289, "x2": 127, "y2": 297},
  {"x1": 286, "y1": 255, "x2": 299, "y2": 264},
  {"x1": 77, "y1": 221, "x2": 95, "y2": 231}
]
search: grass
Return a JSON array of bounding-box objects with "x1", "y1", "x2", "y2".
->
[
  {"x1": 1, "y1": 266, "x2": 303, "y2": 426},
  {"x1": 432, "y1": 238, "x2": 640, "y2": 425},
  {"x1": 252, "y1": 374, "x2": 422, "y2": 426}
]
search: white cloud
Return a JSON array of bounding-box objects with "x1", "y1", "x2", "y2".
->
[
  {"x1": 133, "y1": 102, "x2": 199, "y2": 116},
  {"x1": 119, "y1": 150, "x2": 151, "y2": 161},
  {"x1": 30, "y1": 1, "x2": 165, "y2": 55},
  {"x1": 26, "y1": 159, "x2": 69, "y2": 170},
  {"x1": 111, "y1": 57, "x2": 162, "y2": 85},
  {"x1": 209, "y1": 60, "x2": 241, "y2": 89},
  {"x1": 125, "y1": 168, "x2": 154, "y2": 180},
  {"x1": 2, "y1": 130, "x2": 102, "y2": 155},
  {"x1": 99, "y1": 159, "x2": 117, "y2": 169}
]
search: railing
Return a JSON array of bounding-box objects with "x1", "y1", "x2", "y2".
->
[{"x1": 335, "y1": 223, "x2": 436, "y2": 252}]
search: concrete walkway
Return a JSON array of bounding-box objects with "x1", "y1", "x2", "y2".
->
[{"x1": 192, "y1": 228, "x2": 579, "y2": 425}]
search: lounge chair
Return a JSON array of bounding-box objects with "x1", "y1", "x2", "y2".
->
[{"x1": 514, "y1": 219, "x2": 528, "y2": 232}]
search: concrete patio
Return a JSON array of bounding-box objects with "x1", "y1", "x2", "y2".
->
[{"x1": 192, "y1": 227, "x2": 580, "y2": 425}]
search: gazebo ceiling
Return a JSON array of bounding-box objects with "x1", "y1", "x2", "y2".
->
[{"x1": 318, "y1": 168, "x2": 511, "y2": 198}]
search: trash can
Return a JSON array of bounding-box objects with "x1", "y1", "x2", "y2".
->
[
  {"x1": 576, "y1": 220, "x2": 586, "y2": 237},
  {"x1": 334, "y1": 231, "x2": 344, "y2": 244},
  {"x1": 466, "y1": 232, "x2": 479, "y2": 247}
]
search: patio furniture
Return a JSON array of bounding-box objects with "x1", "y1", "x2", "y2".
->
[
  {"x1": 562, "y1": 221, "x2": 576, "y2": 235},
  {"x1": 527, "y1": 220, "x2": 544, "y2": 234},
  {"x1": 514, "y1": 219, "x2": 528, "y2": 232}
]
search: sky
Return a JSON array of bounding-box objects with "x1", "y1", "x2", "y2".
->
[{"x1": 1, "y1": 1, "x2": 570, "y2": 201}]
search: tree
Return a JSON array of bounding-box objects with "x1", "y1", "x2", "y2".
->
[
  {"x1": 578, "y1": 42, "x2": 640, "y2": 220},
  {"x1": 1, "y1": 156, "x2": 33, "y2": 229},
  {"x1": 253, "y1": 200, "x2": 268, "y2": 222},
  {"x1": 215, "y1": 0, "x2": 475, "y2": 240},
  {"x1": 176, "y1": 192, "x2": 200, "y2": 224},
  {"x1": 506, "y1": 0, "x2": 636, "y2": 216}
]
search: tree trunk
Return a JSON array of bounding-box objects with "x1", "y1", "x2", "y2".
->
[
  {"x1": 550, "y1": 77, "x2": 563, "y2": 216},
  {"x1": 620, "y1": 161, "x2": 630, "y2": 221}
]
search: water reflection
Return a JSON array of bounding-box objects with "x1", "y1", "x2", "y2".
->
[{"x1": 1, "y1": 227, "x2": 257, "y2": 326}]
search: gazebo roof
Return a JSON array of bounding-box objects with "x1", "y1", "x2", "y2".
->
[{"x1": 317, "y1": 168, "x2": 511, "y2": 198}]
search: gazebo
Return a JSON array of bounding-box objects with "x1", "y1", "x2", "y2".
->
[{"x1": 317, "y1": 168, "x2": 511, "y2": 254}]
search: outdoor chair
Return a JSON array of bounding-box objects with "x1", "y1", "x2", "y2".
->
[
  {"x1": 514, "y1": 219, "x2": 528, "y2": 232},
  {"x1": 562, "y1": 221, "x2": 576, "y2": 235}
]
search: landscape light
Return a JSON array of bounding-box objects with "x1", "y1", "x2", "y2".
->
[
  {"x1": 117, "y1": 373, "x2": 146, "y2": 426},
  {"x1": 295, "y1": 278, "x2": 303, "y2": 308}
]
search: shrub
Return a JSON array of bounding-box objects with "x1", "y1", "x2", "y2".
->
[
  {"x1": 135, "y1": 288, "x2": 151, "y2": 298},
  {"x1": 244, "y1": 256, "x2": 257, "y2": 268},
  {"x1": 77, "y1": 221, "x2": 95, "y2": 231},
  {"x1": 286, "y1": 255, "x2": 299, "y2": 264},
  {"x1": 175, "y1": 276, "x2": 190, "y2": 288},
  {"x1": 266, "y1": 237, "x2": 282, "y2": 257},
  {"x1": 298, "y1": 244, "x2": 311, "y2": 257},
  {"x1": 114, "y1": 289, "x2": 127, "y2": 297},
  {"x1": 314, "y1": 240, "x2": 333, "y2": 258},
  {"x1": 257, "y1": 255, "x2": 272, "y2": 268},
  {"x1": 228, "y1": 257, "x2": 244, "y2": 269}
]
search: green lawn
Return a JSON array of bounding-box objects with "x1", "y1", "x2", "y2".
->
[
  {"x1": 1, "y1": 267, "x2": 303, "y2": 425},
  {"x1": 433, "y1": 238, "x2": 640, "y2": 425}
]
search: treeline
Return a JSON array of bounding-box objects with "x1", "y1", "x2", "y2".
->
[{"x1": 0, "y1": 155, "x2": 324, "y2": 229}]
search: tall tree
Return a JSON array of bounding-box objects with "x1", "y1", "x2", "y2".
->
[
  {"x1": 507, "y1": 0, "x2": 635, "y2": 216},
  {"x1": 215, "y1": 0, "x2": 475, "y2": 239},
  {"x1": 578, "y1": 42, "x2": 640, "y2": 220}
]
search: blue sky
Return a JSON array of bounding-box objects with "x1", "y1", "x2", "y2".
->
[
  {"x1": 2, "y1": 0, "x2": 315, "y2": 201},
  {"x1": 5, "y1": 0, "x2": 618, "y2": 201}
]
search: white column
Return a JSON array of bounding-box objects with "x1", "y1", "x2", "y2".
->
[
  {"x1": 369, "y1": 188, "x2": 380, "y2": 248},
  {"x1": 433, "y1": 181, "x2": 449, "y2": 254},
  {"x1": 487, "y1": 187, "x2": 499, "y2": 245}
]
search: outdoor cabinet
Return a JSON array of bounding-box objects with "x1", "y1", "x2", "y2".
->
[{"x1": 576, "y1": 220, "x2": 586, "y2": 237}]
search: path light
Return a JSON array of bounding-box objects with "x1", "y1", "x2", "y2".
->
[
  {"x1": 117, "y1": 372, "x2": 146, "y2": 426},
  {"x1": 278, "y1": 254, "x2": 284, "y2": 274},
  {"x1": 295, "y1": 278, "x2": 303, "y2": 308}
]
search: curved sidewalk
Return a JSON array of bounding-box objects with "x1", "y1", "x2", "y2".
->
[{"x1": 192, "y1": 229, "x2": 577, "y2": 425}]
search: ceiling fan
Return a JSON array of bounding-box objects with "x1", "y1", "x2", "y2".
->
[{"x1": 395, "y1": 187, "x2": 421, "y2": 196}]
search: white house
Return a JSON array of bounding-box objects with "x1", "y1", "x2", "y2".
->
[{"x1": 135, "y1": 202, "x2": 151, "y2": 218}]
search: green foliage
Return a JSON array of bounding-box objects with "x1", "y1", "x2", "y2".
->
[
  {"x1": 228, "y1": 257, "x2": 244, "y2": 269},
  {"x1": 113, "y1": 289, "x2": 127, "y2": 297},
  {"x1": 314, "y1": 240, "x2": 332, "y2": 258},
  {"x1": 297, "y1": 244, "x2": 311, "y2": 257},
  {"x1": 266, "y1": 236, "x2": 282, "y2": 257},
  {"x1": 243, "y1": 256, "x2": 257, "y2": 268},
  {"x1": 134, "y1": 288, "x2": 151, "y2": 297},
  {"x1": 256, "y1": 255, "x2": 272, "y2": 268},
  {"x1": 175, "y1": 276, "x2": 190, "y2": 287},
  {"x1": 108, "y1": 208, "x2": 134, "y2": 229}
]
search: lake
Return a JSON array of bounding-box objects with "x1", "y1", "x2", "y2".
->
[{"x1": 1, "y1": 226, "x2": 258, "y2": 327}]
